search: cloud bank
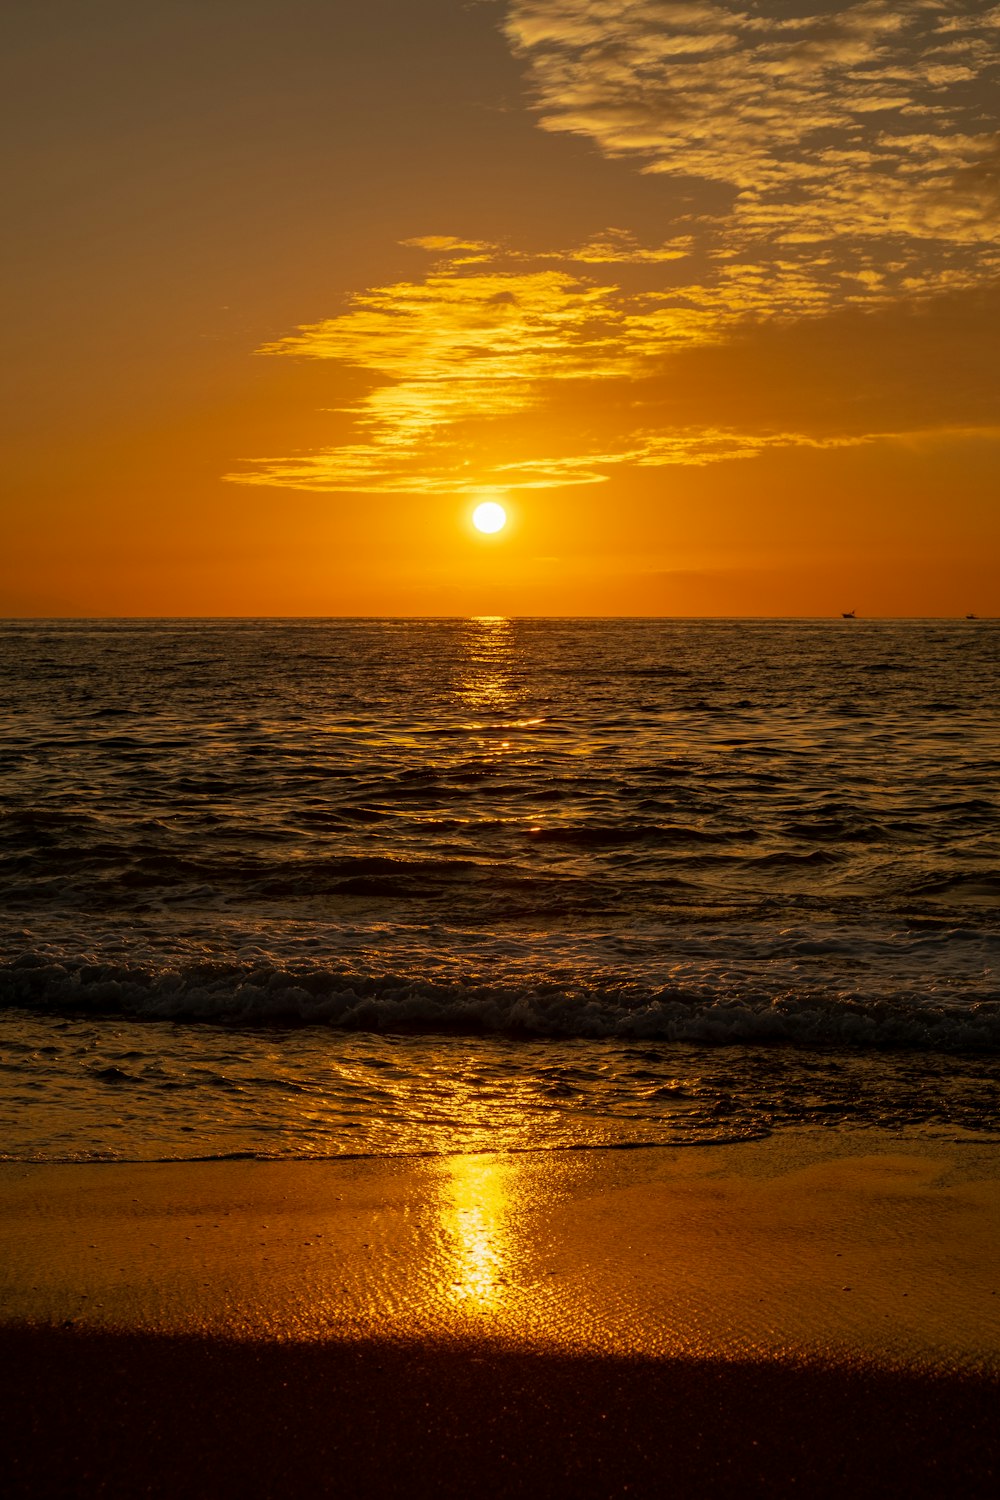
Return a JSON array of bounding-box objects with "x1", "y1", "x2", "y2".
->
[{"x1": 231, "y1": 2, "x2": 1000, "y2": 496}]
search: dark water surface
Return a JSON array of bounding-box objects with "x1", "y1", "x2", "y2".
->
[{"x1": 1, "y1": 618, "x2": 997, "y2": 1158}]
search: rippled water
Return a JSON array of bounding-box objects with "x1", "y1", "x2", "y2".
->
[{"x1": 1, "y1": 618, "x2": 997, "y2": 1158}]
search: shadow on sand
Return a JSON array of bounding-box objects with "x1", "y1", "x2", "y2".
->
[{"x1": 3, "y1": 1325, "x2": 997, "y2": 1498}]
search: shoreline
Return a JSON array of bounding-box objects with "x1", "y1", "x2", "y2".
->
[{"x1": 4, "y1": 1131, "x2": 998, "y2": 1495}]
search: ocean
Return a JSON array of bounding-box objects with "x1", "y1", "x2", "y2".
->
[{"x1": 1, "y1": 617, "x2": 997, "y2": 1161}]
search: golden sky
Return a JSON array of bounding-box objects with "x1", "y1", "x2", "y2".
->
[{"x1": 3, "y1": 0, "x2": 999, "y2": 615}]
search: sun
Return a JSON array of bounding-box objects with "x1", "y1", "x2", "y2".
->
[{"x1": 472, "y1": 500, "x2": 507, "y2": 534}]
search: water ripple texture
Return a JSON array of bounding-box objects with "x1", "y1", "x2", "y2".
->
[{"x1": 0, "y1": 618, "x2": 997, "y2": 1156}]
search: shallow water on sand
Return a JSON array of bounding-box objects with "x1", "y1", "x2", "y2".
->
[{"x1": 0, "y1": 618, "x2": 997, "y2": 1158}]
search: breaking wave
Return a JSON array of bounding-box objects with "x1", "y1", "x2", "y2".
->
[{"x1": 4, "y1": 953, "x2": 998, "y2": 1051}]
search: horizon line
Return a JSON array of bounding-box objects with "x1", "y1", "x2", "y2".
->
[{"x1": 1, "y1": 614, "x2": 994, "y2": 624}]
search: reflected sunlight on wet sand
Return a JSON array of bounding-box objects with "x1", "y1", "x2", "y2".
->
[
  {"x1": 3, "y1": 1134, "x2": 999, "y2": 1497},
  {"x1": 3, "y1": 1133, "x2": 998, "y2": 1368}
]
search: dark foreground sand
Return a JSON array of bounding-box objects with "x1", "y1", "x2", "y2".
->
[
  {"x1": 3, "y1": 1325, "x2": 997, "y2": 1499},
  {"x1": 2, "y1": 1132, "x2": 998, "y2": 1496}
]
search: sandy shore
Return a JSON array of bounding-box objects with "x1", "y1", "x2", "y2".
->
[{"x1": 2, "y1": 1131, "x2": 998, "y2": 1495}]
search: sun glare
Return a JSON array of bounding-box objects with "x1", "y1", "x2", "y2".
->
[{"x1": 472, "y1": 500, "x2": 507, "y2": 534}]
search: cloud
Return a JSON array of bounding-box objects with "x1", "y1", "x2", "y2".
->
[
  {"x1": 504, "y1": 0, "x2": 1000, "y2": 304},
  {"x1": 556, "y1": 227, "x2": 694, "y2": 262},
  {"x1": 230, "y1": 258, "x2": 673, "y2": 493},
  {"x1": 228, "y1": 4, "x2": 1000, "y2": 496},
  {"x1": 229, "y1": 238, "x2": 1000, "y2": 494},
  {"x1": 255, "y1": 266, "x2": 635, "y2": 442},
  {"x1": 230, "y1": 239, "x2": 820, "y2": 493}
]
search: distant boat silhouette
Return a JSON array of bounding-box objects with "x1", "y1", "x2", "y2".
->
[
  {"x1": 841, "y1": 609, "x2": 856, "y2": 619},
  {"x1": 966, "y1": 612, "x2": 977, "y2": 620}
]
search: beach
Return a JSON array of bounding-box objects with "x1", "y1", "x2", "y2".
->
[{"x1": 4, "y1": 1132, "x2": 998, "y2": 1496}]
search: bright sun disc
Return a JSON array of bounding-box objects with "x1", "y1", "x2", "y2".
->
[{"x1": 472, "y1": 501, "x2": 507, "y2": 534}]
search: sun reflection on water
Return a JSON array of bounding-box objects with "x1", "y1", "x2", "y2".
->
[{"x1": 456, "y1": 616, "x2": 520, "y2": 718}]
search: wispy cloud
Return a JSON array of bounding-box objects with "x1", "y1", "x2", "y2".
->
[{"x1": 238, "y1": 266, "x2": 640, "y2": 493}]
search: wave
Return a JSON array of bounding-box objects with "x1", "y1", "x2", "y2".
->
[{"x1": 3, "y1": 954, "x2": 997, "y2": 1051}]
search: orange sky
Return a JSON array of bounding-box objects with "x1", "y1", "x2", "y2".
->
[{"x1": 3, "y1": 0, "x2": 998, "y2": 617}]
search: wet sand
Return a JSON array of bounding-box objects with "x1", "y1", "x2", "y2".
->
[{"x1": 2, "y1": 1132, "x2": 998, "y2": 1495}]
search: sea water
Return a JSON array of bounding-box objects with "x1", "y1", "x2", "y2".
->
[{"x1": 1, "y1": 618, "x2": 997, "y2": 1159}]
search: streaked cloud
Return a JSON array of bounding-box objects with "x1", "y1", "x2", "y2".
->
[
  {"x1": 237, "y1": 265, "x2": 640, "y2": 493},
  {"x1": 230, "y1": 241, "x2": 832, "y2": 493}
]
